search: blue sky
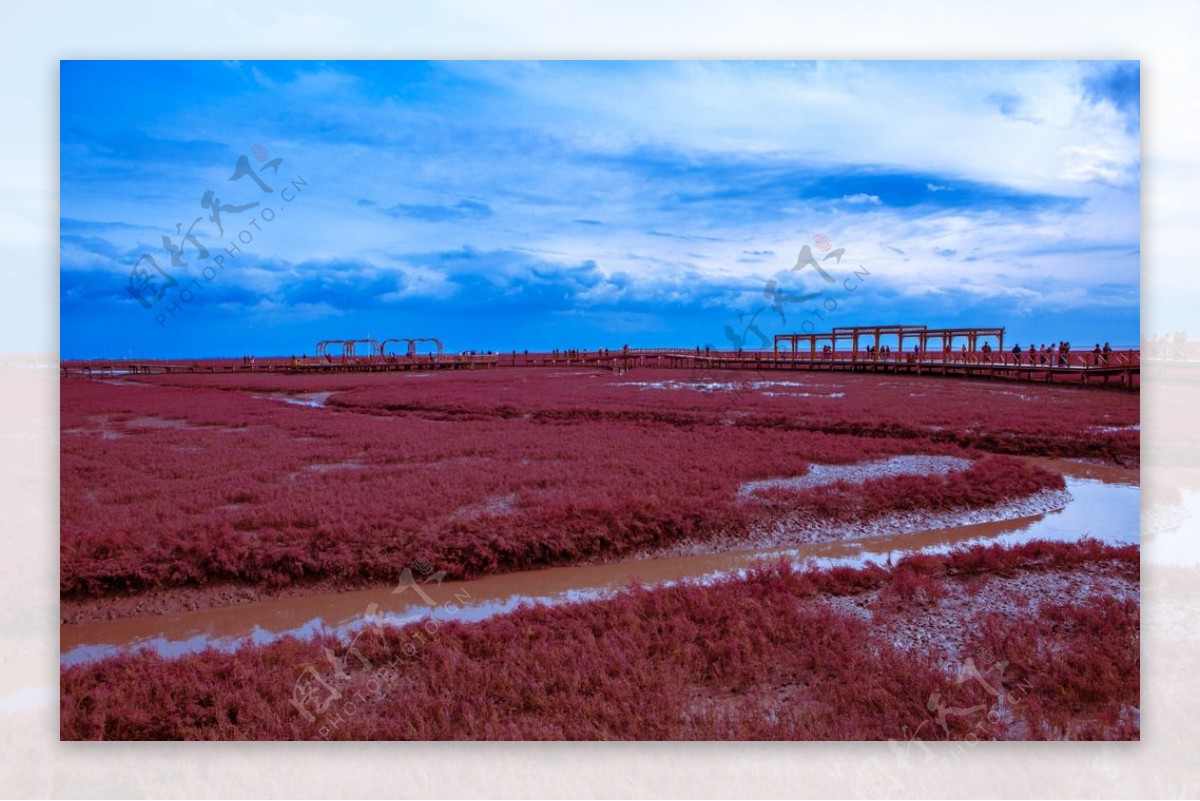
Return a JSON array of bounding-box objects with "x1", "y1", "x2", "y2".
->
[{"x1": 60, "y1": 60, "x2": 1140, "y2": 358}]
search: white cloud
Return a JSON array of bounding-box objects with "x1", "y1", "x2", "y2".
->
[
  {"x1": 60, "y1": 59, "x2": 1141, "y2": 345},
  {"x1": 446, "y1": 60, "x2": 1139, "y2": 196}
]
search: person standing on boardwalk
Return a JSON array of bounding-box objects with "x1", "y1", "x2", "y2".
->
[{"x1": 1093, "y1": 343, "x2": 1102, "y2": 365}]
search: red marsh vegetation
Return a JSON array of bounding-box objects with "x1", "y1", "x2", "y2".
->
[
  {"x1": 60, "y1": 540, "x2": 1139, "y2": 741},
  {"x1": 61, "y1": 369, "x2": 1134, "y2": 607}
]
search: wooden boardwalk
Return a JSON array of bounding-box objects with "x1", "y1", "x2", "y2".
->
[
  {"x1": 60, "y1": 347, "x2": 1138, "y2": 388},
  {"x1": 58, "y1": 325, "x2": 1138, "y2": 389},
  {"x1": 59, "y1": 353, "x2": 501, "y2": 377},
  {"x1": 503, "y1": 348, "x2": 1139, "y2": 388}
]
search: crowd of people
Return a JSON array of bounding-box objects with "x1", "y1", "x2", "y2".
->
[
  {"x1": 826, "y1": 339, "x2": 1121, "y2": 367},
  {"x1": 1007, "y1": 341, "x2": 1114, "y2": 367},
  {"x1": 808, "y1": 341, "x2": 1104, "y2": 366}
]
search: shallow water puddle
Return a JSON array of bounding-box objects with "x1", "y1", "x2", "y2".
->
[
  {"x1": 615, "y1": 379, "x2": 843, "y2": 396},
  {"x1": 255, "y1": 392, "x2": 335, "y2": 408},
  {"x1": 1143, "y1": 465, "x2": 1200, "y2": 566},
  {"x1": 60, "y1": 459, "x2": 1139, "y2": 667}
]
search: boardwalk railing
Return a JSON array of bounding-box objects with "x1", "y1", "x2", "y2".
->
[
  {"x1": 61, "y1": 347, "x2": 1140, "y2": 388},
  {"x1": 60, "y1": 353, "x2": 500, "y2": 377},
  {"x1": 494, "y1": 347, "x2": 1139, "y2": 387}
]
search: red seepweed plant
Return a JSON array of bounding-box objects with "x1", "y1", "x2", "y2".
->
[
  {"x1": 61, "y1": 369, "x2": 1134, "y2": 603},
  {"x1": 60, "y1": 539, "x2": 1138, "y2": 741}
]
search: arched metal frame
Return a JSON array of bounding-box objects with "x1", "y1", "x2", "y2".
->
[
  {"x1": 412, "y1": 337, "x2": 444, "y2": 356},
  {"x1": 774, "y1": 325, "x2": 1004, "y2": 360},
  {"x1": 319, "y1": 337, "x2": 445, "y2": 360},
  {"x1": 379, "y1": 338, "x2": 417, "y2": 358},
  {"x1": 316, "y1": 339, "x2": 349, "y2": 358},
  {"x1": 342, "y1": 339, "x2": 379, "y2": 360}
]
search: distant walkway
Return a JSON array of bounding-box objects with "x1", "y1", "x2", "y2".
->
[
  {"x1": 61, "y1": 347, "x2": 1139, "y2": 389},
  {"x1": 506, "y1": 347, "x2": 1140, "y2": 388}
]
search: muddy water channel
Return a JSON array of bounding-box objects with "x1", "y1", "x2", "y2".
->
[{"x1": 61, "y1": 459, "x2": 1138, "y2": 667}]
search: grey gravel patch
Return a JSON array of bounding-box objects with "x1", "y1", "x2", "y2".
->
[
  {"x1": 448, "y1": 493, "x2": 517, "y2": 522},
  {"x1": 757, "y1": 488, "x2": 1073, "y2": 547},
  {"x1": 739, "y1": 455, "x2": 974, "y2": 500},
  {"x1": 635, "y1": 487, "x2": 1071, "y2": 562},
  {"x1": 821, "y1": 563, "x2": 1138, "y2": 665}
]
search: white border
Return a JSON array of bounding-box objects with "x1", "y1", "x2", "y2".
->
[{"x1": 5, "y1": 1, "x2": 1194, "y2": 796}]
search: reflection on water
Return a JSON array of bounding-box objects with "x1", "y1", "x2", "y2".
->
[
  {"x1": 1144, "y1": 471, "x2": 1200, "y2": 566},
  {"x1": 61, "y1": 460, "x2": 1139, "y2": 668}
]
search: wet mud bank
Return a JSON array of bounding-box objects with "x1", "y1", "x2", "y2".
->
[{"x1": 62, "y1": 459, "x2": 1138, "y2": 666}]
